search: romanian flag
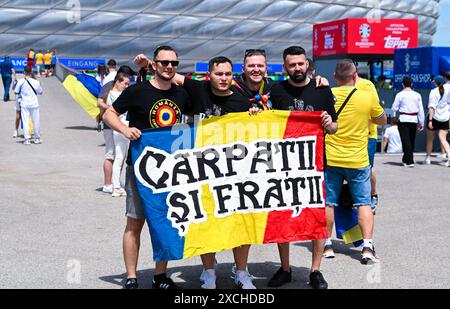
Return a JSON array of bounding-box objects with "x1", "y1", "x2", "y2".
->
[
  {"x1": 131, "y1": 111, "x2": 328, "y2": 261},
  {"x1": 63, "y1": 73, "x2": 100, "y2": 119}
]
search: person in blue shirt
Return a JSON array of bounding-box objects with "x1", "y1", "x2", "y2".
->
[
  {"x1": 0, "y1": 55, "x2": 15, "y2": 102},
  {"x1": 50, "y1": 49, "x2": 58, "y2": 77}
]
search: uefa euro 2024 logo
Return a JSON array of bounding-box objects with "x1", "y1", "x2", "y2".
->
[{"x1": 359, "y1": 24, "x2": 371, "y2": 39}]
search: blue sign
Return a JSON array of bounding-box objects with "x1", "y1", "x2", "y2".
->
[
  {"x1": 195, "y1": 62, "x2": 283, "y2": 74},
  {"x1": 394, "y1": 47, "x2": 450, "y2": 89},
  {"x1": 1, "y1": 57, "x2": 106, "y2": 71},
  {"x1": 58, "y1": 58, "x2": 105, "y2": 70},
  {"x1": 0, "y1": 57, "x2": 29, "y2": 71}
]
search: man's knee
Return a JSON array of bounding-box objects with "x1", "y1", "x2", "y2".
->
[{"x1": 125, "y1": 217, "x2": 145, "y2": 234}]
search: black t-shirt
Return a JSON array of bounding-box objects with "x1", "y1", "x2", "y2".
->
[
  {"x1": 113, "y1": 81, "x2": 190, "y2": 130},
  {"x1": 112, "y1": 81, "x2": 190, "y2": 165},
  {"x1": 183, "y1": 78, "x2": 253, "y2": 116},
  {"x1": 270, "y1": 79, "x2": 337, "y2": 121}
]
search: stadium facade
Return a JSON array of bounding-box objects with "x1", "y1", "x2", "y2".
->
[{"x1": 0, "y1": 0, "x2": 441, "y2": 72}]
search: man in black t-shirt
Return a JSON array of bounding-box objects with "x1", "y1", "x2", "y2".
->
[
  {"x1": 103, "y1": 45, "x2": 189, "y2": 290},
  {"x1": 267, "y1": 46, "x2": 337, "y2": 290},
  {"x1": 174, "y1": 56, "x2": 253, "y2": 117},
  {"x1": 172, "y1": 56, "x2": 257, "y2": 289}
]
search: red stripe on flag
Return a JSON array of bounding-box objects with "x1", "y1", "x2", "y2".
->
[{"x1": 263, "y1": 111, "x2": 327, "y2": 243}]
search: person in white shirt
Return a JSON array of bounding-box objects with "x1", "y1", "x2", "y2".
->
[
  {"x1": 104, "y1": 73, "x2": 131, "y2": 197},
  {"x1": 423, "y1": 75, "x2": 450, "y2": 166},
  {"x1": 383, "y1": 118, "x2": 403, "y2": 153},
  {"x1": 103, "y1": 59, "x2": 118, "y2": 85},
  {"x1": 14, "y1": 66, "x2": 43, "y2": 145},
  {"x1": 391, "y1": 76, "x2": 425, "y2": 167}
]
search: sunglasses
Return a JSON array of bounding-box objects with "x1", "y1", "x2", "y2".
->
[
  {"x1": 154, "y1": 60, "x2": 179, "y2": 67},
  {"x1": 244, "y1": 49, "x2": 266, "y2": 57}
]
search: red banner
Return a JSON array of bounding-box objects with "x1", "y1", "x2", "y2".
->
[{"x1": 313, "y1": 18, "x2": 418, "y2": 57}]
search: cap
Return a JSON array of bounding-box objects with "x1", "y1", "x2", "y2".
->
[{"x1": 432, "y1": 75, "x2": 444, "y2": 85}]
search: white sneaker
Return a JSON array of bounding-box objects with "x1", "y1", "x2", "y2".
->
[
  {"x1": 102, "y1": 185, "x2": 113, "y2": 193},
  {"x1": 438, "y1": 153, "x2": 448, "y2": 160},
  {"x1": 33, "y1": 138, "x2": 41, "y2": 144},
  {"x1": 111, "y1": 187, "x2": 127, "y2": 197},
  {"x1": 200, "y1": 269, "x2": 216, "y2": 289},
  {"x1": 235, "y1": 270, "x2": 256, "y2": 289},
  {"x1": 423, "y1": 157, "x2": 431, "y2": 165},
  {"x1": 23, "y1": 139, "x2": 31, "y2": 145},
  {"x1": 230, "y1": 264, "x2": 252, "y2": 279},
  {"x1": 13, "y1": 130, "x2": 18, "y2": 138},
  {"x1": 445, "y1": 160, "x2": 450, "y2": 167}
]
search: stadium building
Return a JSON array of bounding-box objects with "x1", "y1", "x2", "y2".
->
[{"x1": 0, "y1": 0, "x2": 441, "y2": 71}]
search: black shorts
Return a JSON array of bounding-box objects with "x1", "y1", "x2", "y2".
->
[
  {"x1": 430, "y1": 118, "x2": 450, "y2": 131},
  {"x1": 45, "y1": 64, "x2": 51, "y2": 70}
]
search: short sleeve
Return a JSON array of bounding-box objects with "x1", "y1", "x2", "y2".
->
[
  {"x1": 370, "y1": 91, "x2": 385, "y2": 119},
  {"x1": 324, "y1": 87, "x2": 338, "y2": 121},
  {"x1": 98, "y1": 82, "x2": 113, "y2": 99},
  {"x1": 112, "y1": 86, "x2": 134, "y2": 115}
]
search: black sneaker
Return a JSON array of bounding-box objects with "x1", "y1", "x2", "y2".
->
[
  {"x1": 124, "y1": 278, "x2": 138, "y2": 289},
  {"x1": 152, "y1": 274, "x2": 181, "y2": 289},
  {"x1": 309, "y1": 270, "x2": 328, "y2": 289},
  {"x1": 267, "y1": 267, "x2": 292, "y2": 287}
]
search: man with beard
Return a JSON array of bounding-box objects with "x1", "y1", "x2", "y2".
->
[
  {"x1": 231, "y1": 49, "x2": 328, "y2": 110},
  {"x1": 103, "y1": 46, "x2": 190, "y2": 289},
  {"x1": 267, "y1": 46, "x2": 337, "y2": 289}
]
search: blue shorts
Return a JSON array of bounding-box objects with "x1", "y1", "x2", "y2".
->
[
  {"x1": 325, "y1": 166, "x2": 371, "y2": 207},
  {"x1": 368, "y1": 138, "x2": 377, "y2": 167}
]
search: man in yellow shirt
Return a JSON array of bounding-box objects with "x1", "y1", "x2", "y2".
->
[
  {"x1": 35, "y1": 51, "x2": 44, "y2": 76},
  {"x1": 325, "y1": 59, "x2": 386, "y2": 264},
  {"x1": 44, "y1": 50, "x2": 52, "y2": 77}
]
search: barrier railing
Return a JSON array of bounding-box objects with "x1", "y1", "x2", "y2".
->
[{"x1": 55, "y1": 61, "x2": 78, "y2": 82}]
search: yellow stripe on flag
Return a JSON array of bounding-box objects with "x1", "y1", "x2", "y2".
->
[
  {"x1": 183, "y1": 111, "x2": 290, "y2": 258},
  {"x1": 342, "y1": 225, "x2": 363, "y2": 244},
  {"x1": 62, "y1": 75, "x2": 100, "y2": 119}
]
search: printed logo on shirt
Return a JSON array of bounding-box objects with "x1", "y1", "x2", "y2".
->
[{"x1": 149, "y1": 99, "x2": 182, "y2": 128}]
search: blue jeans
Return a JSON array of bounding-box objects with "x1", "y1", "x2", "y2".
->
[
  {"x1": 2, "y1": 75, "x2": 12, "y2": 101},
  {"x1": 368, "y1": 138, "x2": 377, "y2": 167},
  {"x1": 325, "y1": 166, "x2": 371, "y2": 207}
]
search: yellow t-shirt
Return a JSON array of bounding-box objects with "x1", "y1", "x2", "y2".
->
[
  {"x1": 326, "y1": 86, "x2": 385, "y2": 168},
  {"x1": 35, "y1": 53, "x2": 44, "y2": 65},
  {"x1": 44, "y1": 53, "x2": 52, "y2": 65},
  {"x1": 356, "y1": 78, "x2": 380, "y2": 139}
]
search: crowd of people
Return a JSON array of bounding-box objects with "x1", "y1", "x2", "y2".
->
[
  {"x1": 92, "y1": 45, "x2": 392, "y2": 290},
  {"x1": 26, "y1": 48, "x2": 58, "y2": 77},
  {"x1": 2, "y1": 43, "x2": 449, "y2": 290}
]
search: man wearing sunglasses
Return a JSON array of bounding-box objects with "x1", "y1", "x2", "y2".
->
[
  {"x1": 267, "y1": 46, "x2": 338, "y2": 290},
  {"x1": 103, "y1": 45, "x2": 190, "y2": 290},
  {"x1": 231, "y1": 49, "x2": 329, "y2": 110}
]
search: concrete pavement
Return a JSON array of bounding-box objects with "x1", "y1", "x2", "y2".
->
[{"x1": 0, "y1": 77, "x2": 449, "y2": 289}]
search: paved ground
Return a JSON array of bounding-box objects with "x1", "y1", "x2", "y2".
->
[{"x1": 0, "y1": 77, "x2": 449, "y2": 289}]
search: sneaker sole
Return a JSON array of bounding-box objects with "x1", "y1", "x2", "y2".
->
[{"x1": 361, "y1": 256, "x2": 380, "y2": 265}]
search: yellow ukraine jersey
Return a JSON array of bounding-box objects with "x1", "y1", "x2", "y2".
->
[
  {"x1": 356, "y1": 78, "x2": 380, "y2": 139},
  {"x1": 35, "y1": 53, "x2": 44, "y2": 65},
  {"x1": 44, "y1": 53, "x2": 52, "y2": 65},
  {"x1": 326, "y1": 86, "x2": 385, "y2": 168}
]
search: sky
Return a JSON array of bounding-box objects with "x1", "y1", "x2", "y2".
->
[{"x1": 434, "y1": 0, "x2": 450, "y2": 46}]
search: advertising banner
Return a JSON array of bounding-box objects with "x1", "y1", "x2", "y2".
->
[{"x1": 313, "y1": 18, "x2": 418, "y2": 57}]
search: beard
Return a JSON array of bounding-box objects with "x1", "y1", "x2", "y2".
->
[
  {"x1": 156, "y1": 70, "x2": 174, "y2": 82},
  {"x1": 288, "y1": 72, "x2": 306, "y2": 83}
]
